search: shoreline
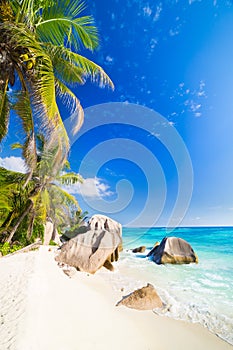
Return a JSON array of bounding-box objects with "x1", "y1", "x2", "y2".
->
[{"x1": 0, "y1": 246, "x2": 232, "y2": 350}]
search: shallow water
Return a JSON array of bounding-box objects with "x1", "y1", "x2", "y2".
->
[{"x1": 102, "y1": 227, "x2": 233, "y2": 345}]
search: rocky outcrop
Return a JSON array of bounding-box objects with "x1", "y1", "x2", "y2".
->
[
  {"x1": 116, "y1": 283, "x2": 163, "y2": 310},
  {"x1": 147, "y1": 241, "x2": 160, "y2": 257},
  {"x1": 55, "y1": 228, "x2": 122, "y2": 274},
  {"x1": 88, "y1": 214, "x2": 122, "y2": 245},
  {"x1": 147, "y1": 237, "x2": 198, "y2": 264},
  {"x1": 132, "y1": 246, "x2": 146, "y2": 253},
  {"x1": 88, "y1": 214, "x2": 123, "y2": 253}
]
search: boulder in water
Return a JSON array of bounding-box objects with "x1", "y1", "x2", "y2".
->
[
  {"x1": 147, "y1": 237, "x2": 198, "y2": 264},
  {"x1": 132, "y1": 246, "x2": 146, "y2": 253},
  {"x1": 116, "y1": 283, "x2": 163, "y2": 310}
]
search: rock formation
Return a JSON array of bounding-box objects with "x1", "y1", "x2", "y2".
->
[
  {"x1": 88, "y1": 214, "x2": 122, "y2": 237},
  {"x1": 55, "y1": 228, "x2": 122, "y2": 273},
  {"x1": 56, "y1": 214, "x2": 123, "y2": 273},
  {"x1": 147, "y1": 241, "x2": 160, "y2": 257},
  {"x1": 147, "y1": 236, "x2": 198, "y2": 264},
  {"x1": 132, "y1": 246, "x2": 146, "y2": 253},
  {"x1": 88, "y1": 214, "x2": 123, "y2": 253},
  {"x1": 116, "y1": 283, "x2": 163, "y2": 310}
]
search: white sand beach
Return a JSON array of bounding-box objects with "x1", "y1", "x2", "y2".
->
[{"x1": 0, "y1": 246, "x2": 232, "y2": 350}]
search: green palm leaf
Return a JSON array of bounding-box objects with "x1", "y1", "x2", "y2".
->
[
  {"x1": 55, "y1": 78, "x2": 84, "y2": 135},
  {"x1": 36, "y1": 0, "x2": 98, "y2": 51},
  {"x1": 49, "y1": 183, "x2": 79, "y2": 207},
  {"x1": 49, "y1": 45, "x2": 114, "y2": 89},
  {"x1": 57, "y1": 172, "x2": 83, "y2": 185},
  {"x1": 11, "y1": 91, "x2": 37, "y2": 176}
]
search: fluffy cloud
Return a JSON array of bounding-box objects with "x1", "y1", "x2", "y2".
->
[
  {"x1": 62, "y1": 177, "x2": 114, "y2": 199},
  {"x1": 0, "y1": 156, "x2": 27, "y2": 173}
]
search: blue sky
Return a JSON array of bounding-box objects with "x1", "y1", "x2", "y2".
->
[{"x1": 1, "y1": 0, "x2": 233, "y2": 227}]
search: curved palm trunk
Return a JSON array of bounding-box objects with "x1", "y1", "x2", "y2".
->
[
  {"x1": 0, "y1": 210, "x2": 15, "y2": 229},
  {"x1": 6, "y1": 183, "x2": 42, "y2": 243},
  {"x1": 27, "y1": 210, "x2": 36, "y2": 240},
  {"x1": 6, "y1": 200, "x2": 33, "y2": 243}
]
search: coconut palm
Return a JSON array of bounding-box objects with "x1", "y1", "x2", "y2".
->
[
  {"x1": 0, "y1": 166, "x2": 31, "y2": 241},
  {"x1": 0, "y1": 0, "x2": 113, "y2": 177},
  {"x1": 0, "y1": 0, "x2": 113, "y2": 243},
  {"x1": 0, "y1": 163, "x2": 83, "y2": 243}
]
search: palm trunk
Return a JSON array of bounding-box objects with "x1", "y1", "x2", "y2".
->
[
  {"x1": 26, "y1": 211, "x2": 35, "y2": 240},
  {"x1": 0, "y1": 210, "x2": 15, "y2": 229},
  {"x1": 6, "y1": 200, "x2": 33, "y2": 243},
  {"x1": 6, "y1": 183, "x2": 43, "y2": 243}
]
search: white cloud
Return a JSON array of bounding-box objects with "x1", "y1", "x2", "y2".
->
[
  {"x1": 169, "y1": 28, "x2": 180, "y2": 37},
  {"x1": 62, "y1": 177, "x2": 114, "y2": 199},
  {"x1": 171, "y1": 80, "x2": 207, "y2": 118},
  {"x1": 143, "y1": 5, "x2": 152, "y2": 17},
  {"x1": 0, "y1": 156, "x2": 27, "y2": 173},
  {"x1": 153, "y1": 3, "x2": 162, "y2": 22},
  {"x1": 150, "y1": 38, "x2": 158, "y2": 51},
  {"x1": 106, "y1": 55, "x2": 113, "y2": 62}
]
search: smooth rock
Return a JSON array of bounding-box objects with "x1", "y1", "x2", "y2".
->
[
  {"x1": 148, "y1": 237, "x2": 198, "y2": 264},
  {"x1": 116, "y1": 283, "x2": 163, "y2": 310},
  {"x1": 147, "y1": 241, "x2": 160, "y2": 257},
  {"x1": 132, "y1": 246, "x2": 146, "y2": 253},
  {"x1": 55, "y1": 229, "x2": 122, "y2": 274},
  {"x1": 88, "y1": 214, "x2": 122, "y2": 249}
]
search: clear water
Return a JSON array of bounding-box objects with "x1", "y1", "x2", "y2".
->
[{"x1": 103, "y1": 227, "x2": 233, "y2": 345}]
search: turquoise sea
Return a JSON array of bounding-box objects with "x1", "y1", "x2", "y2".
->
[{"x1": 102, "y1": 227, "x2": 233, "y2": 345}]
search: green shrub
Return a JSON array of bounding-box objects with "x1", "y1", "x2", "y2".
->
[
  {"x1": 0, "y1": 242, "x2": 23, "y2": 256},
  {"x1": 49, "y1": 240, "x2": 57, "y2": 246}
]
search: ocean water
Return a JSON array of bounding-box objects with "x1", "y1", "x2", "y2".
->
[{"x1": 101, "y1": 227, "x2": 233, "y2": 345}]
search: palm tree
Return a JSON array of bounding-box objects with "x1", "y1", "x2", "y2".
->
[
  {"x1": 0, "y1": 0, "x2": 113, "y2": 177},
  {"x1": 0, "y1": 166, "x2": 31, "y2": 241},
  {"x1": 0, "y1": 0, "x2": 113, "y2": 242},
  {"x1": 0, "y1": 164, "x2": 83, "y2": 243},
  {"x1": 0, "y1": 0, "x2": 114, "y2": 243}
]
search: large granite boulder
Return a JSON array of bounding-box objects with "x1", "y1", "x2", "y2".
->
[
  {"x1": 55, "y1": 228, "x2": 122, "y2": 274},
  {"x1": 88, "y1": 214, "x2": 123, "y2": 252},
  {"x1": 147, "y1": 236, "x2": 198, "y2": 264},
  {"x1": 116, "y1": 283, "x2": 163, "y2": 310},
  {"x1": 88, "y1": 214, "x2": 122, "y2": 235}
]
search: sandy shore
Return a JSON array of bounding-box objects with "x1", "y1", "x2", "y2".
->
[{"x1": 0, "y1": 246, "x2": 232, "y2": 350}]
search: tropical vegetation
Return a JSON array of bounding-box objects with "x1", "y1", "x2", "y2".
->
[{"x1": 0, "y1": 0, "x2": 113, "y2": 249}]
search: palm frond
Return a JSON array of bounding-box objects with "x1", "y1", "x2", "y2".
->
[
  {"x1": 57, "y1": 172, "x2": 83, "y2": 185},
  {"x1": 36, "y1": 0, "x2": 98, "y2": 51},
  {"x1": 48, "y1": 45, "x2": 114, "y2": 89},
  {"x1": 11, "y1": 90, "x2": 37, "y2": 175},
  {"x1": 49, "y1": 183, "x2": 79, "y2": 207},
  {"x1": 55, "y1": 79, "x2": 84, "y2": 135},
  {"x1": 0, "y1": 166, "x2": 26, "y2": 184},
  {"x1": 54, "y1": 57, "x2": 85, "y2": 85},
  {"x1": 35, "y1": 188, "x2": 49, "y2": 221}
]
